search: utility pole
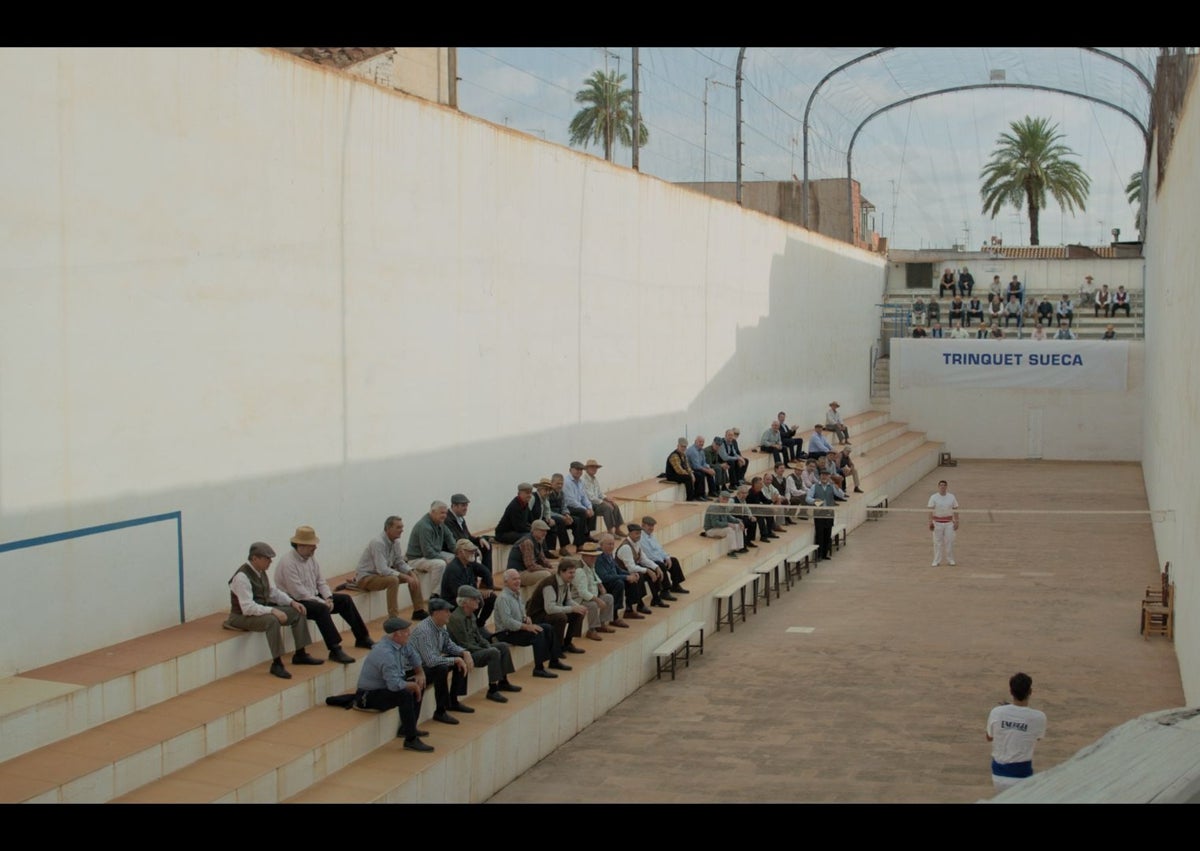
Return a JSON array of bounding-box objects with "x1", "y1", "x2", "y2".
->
[
  {"x1": 631, "y1": 47, "x2": 640, "y2": 171},
  {"x1": 735, "y1": 47, "x2": 746, "y2": 206}
]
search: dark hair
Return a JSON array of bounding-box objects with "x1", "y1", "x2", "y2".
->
[
  {"x1": 938, "y1": 480, "x2": 948, "y2": 486},
  {"x1": 1009, "y1": 672, "x2": 1033, "y2": 701}
]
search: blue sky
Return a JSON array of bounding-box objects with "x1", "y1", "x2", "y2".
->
[{"x1": 455, "y1": 47, "x2": 1154, "y2": 250}]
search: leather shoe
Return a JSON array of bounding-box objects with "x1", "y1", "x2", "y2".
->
[
  {"x1": 746, "y1": 542, "x2": 758, "y2": 548},
  {"x1": 432, "y1": 710, "x2": 459, "y2": 725},
  {"x1": 660, "y1": 592, "x2": 678, "y2": 601},
  {"x1": 563, "y1": 644, "x2": 585, "y2": 654},
  {"x1": 497, "y1": 681, "x2": 522, "y2": 692},
  {"x1": 637, "y1": 604, "x2": 653, "y2": 615},
  {"x1": 403, "y1": 737, "x2": 435, "y2": 752},
  {"x1": 448, "y1": 701, "x2": 475, "y2": 713},
  {"x1": 415, "y1": 728, "x2": 430, "y2": 737},
  {"x1": 854, "y1": 487, "x2": 864, "y2": 493},
  {"x1": 585, "y1": 630, "x2": 603, "y2": 641},
  {"x1": 354, "y1": 638, "x2": 375, "y2": 649},
  {"x1": 652, "y1": 601, "x2": 670, "y2": 608},
  {"x1": 610, "y1": 619, "x2": 630, "y2": 628},
  {"x1": 670, "y1": 585, "x2": 690, "y2": 594},
  {"x1": 269, "y1": 661, "x2": 292, "y2": 679},
  {"x1": 292, "y1": 651, "x2": 325, "y2": 666},
  {"x1": 486, "y1": 690, "x2": 508, "y2": 703},
  {"x1": 548, "y1": 660, "x2": 572, "y2": 671},
  {"x1": 597, "y1": 625, "x2": 616, "y2": 633},
  {"x1": 623, "y1": 609, "x2": 644, "y2": 620},
  {"x1": 329, "y1": 648, "x2": 356, "y2": 665},
  {"x1": 533, "y1": 668, "x2": 558, "y2": 678}
]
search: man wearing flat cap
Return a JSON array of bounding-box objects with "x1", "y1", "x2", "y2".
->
[
  {"x1": 495, "y1": 482, "x2": 538, "y2": 545},
  {"x1": 491, "y1": 568, "x2": 562, "y2": 677},
  {"x1": 448, "y1": 585, "x2": 520, "y2": 703},
  {"x1": 275, "y1": 525, "x2": 372, "y2": 664},
  {"x1": 582, "y1": 459, "x2": 627, "y2": 537},
  {"x1": 409, "y1": 598, "x2": 476, "y2": 724},
  {"x1": 562, "y1": 461, "x2": 598, "y2": 549},
  {"x1": 404, "y1": 501, "x2": 455, "y2": 601},
  {"x1": 440, "y1": 538, "x2": 496, "y2": 627},
  {"x1": 505, "y1": 519, "x2": 554, "y2": 587},
  {"x1": 637, "y1": 516, "x2": 689, "y2": 595},
  {"x1": 446, "y1": 493, "x2": 492, "y2": 572},
  {"x1": 354, "y1": 617, "x2": 433, "y2": 752},
  {"x1": 225, "y1": 542, "x2": 322, "y2": 680}
]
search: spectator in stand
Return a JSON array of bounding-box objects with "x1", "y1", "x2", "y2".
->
[
  {"x1": 705, "y1": 435, "x2": 731, "y2": 493},
  {"x1": 685, "y1": 436, "x2": 718, "y2": 501},
  {"x1": 545, "y1": 474, "x2": 575, "y2": 557},
  {"x1": 948, "y1": 320, "x2": 970, "y2": 339},
  {"x1": 491, "y1": 569, "x2": 559, "y2": 678},
  {"x1": 1112, "y1": 285, "x2": 1132, "y2": 317},
  {"x1": 446, "y1": 493, "x2": 492, "y2": 572},
  {"x1": 1054, "y1": 322, "x2": 1077, "y2": 340},
  {"x1": 911, "y1": 296, "x2": 927, "y2": 327},
  {"x1": 495, "y1": 482, "x2": 537, "y2": 545},
  {"x1": 825, "y1": 401, "x2": 850, "y2": 445},
  {"x1": 353, "y1": 616, "x2": 432, "y2": 752},
  {"x1": 948, "y1": 294, "x2": 966, "y2": 327},
  {"x1": 440, "y1": 539, "x2": 495, "y2": 628},
  {"x1": 760, "y1": 420, "x2": 786, "y2": 467},
  {"x1": 1095, "y1": 283, "x2": 1112, "y2": 317},
  {"x1": 1079, "y1": 273, "x2": 1097, "y2": 308},
  {"x1": 616, "y1": 525, "x2": 674, "y2": 605},
  {"x1": 586, "y1": 538, "x2": 644, "y2": 621},
  {"x1": 912, "y1": 326, "x2": 927, "y2": 339},
  {"x1": 568, "y1": 546, "x2": 615, "y2": 641},
  {"x1": 1036, "y1": 295, "x2": 1054, "y2": 327},
  {"x1": 404, "y1": 501, "x2": 454, "y2": 599},
  {"x1": 837, "y1": 447, "x2": 863, "y2": 494},
  {"x1": 1022, "y1": 293, "x2": 1039, "y2": 326},
  {"x1": 1004, "y1": 293, "x2": 1022, "y2": 328},
  {"x1": 777, "y1": 411, "x2": 805, "y2": 463},
  {"x1": 930, "y1": 321, "x2": 944, "y2": 339},
  {"x1": 225, "y1": 541, "x2": 319, "y2": 681},
  {"x1": 939, "y1": 267, "x2": 957, "y2": 297},
  {"x1": 1007, "y1": 275, "x2": 1025, "y2": 305},
  {"x1": 526, "y1": 559, "x2": 588, "y2": 659},
  {"x1": 1031, "y1": 324, "x2": 1048, "y2": 341},
  {"x1": 275, "y1": 525, "x2": 370, "y2": 664},
  {"x1": 1102, "y1": 324, "x2": 1117, "y2": 340},
  {"x1": 975, "y1": 324, "x2": 990, "y2": 340},
  {"x1": 926, "y1": 297, "x2": 941, "y2": 326},
  {"x1": 717, "y1": 429, "x2": 749, "y2": 486},
  {"x1": 639, "y1": 515, "x2": 689, "y2": 595},
  {"x1": 733, "y1": 483, "x2": 775, "y2": 545},
  {"x1": 820, "y1": 454, "x2": 849, "y2": 498},
  {"x1": 1056, "y1": 294, "x2": 1075, "y2": 328},
  {"x1": 663, "y1": 438, "x2": 698, "y2": 502},
  {"x1": 808, "y1": 423, "x2": 835, "y2": 460},
  {"x1": 563, "y1": 461, "x2": 597, "y2": 550},
  {"x1": 746, "y1": 476, "x2": 784, "y2": 539},
  {"x1": 989, "y1": 275, "x2": 1004, "y2": 300},
  {"x1": 505, "y1": 519, "x2": 554, "y2": 588},
  {"x1": 990, "y1": 324, "x2": 1006, "y2": 340},
  {"x1": 987, "y1": 294, "x2": 1004, "y2": 326},
  {"x1": 581, "y1": 459, "x2": 627, "y2": 537},
  {"x1": 785, "y1": 462, "x2": 813, "y2": 507},
  {"x1": 702, "y1": 490, "x2": 748, "y2": 557},
  {"x1": 408, "y1": 599, "x2": 474, "y2": 725},
  {"x1": 966, "y1": 295, "x2": 984, "y2": 327},
  {"x1": 447, "y1": 585, "x2": 519, "y2": 704},
  {"x1": 958, "y1": 266, "x2": 975, "y2": 297},
  {"x1": 764, "y1": 464, "x2": 797, "y2": 526},
  {"x1": 356, "y1": 516, "x2": 429, "y2": 621}
]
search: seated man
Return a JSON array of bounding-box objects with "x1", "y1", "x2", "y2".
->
[
  {"x1": 685, "y1": 435, "x2": 718, "y2": 500},
  {"x1": 957, "y1": 266, "x2": 975, "y2": 297},
  {"x1": 820, "y1": 453, "x2": 849, "y2": 497},
  {"x1": 582, "y1": 459, "x2": 627, "y2": 537},
  {"x1": 570, "y1": 543, "x2": 616, "y2": 640},
  {"x1": 491, "y1": 569, "x2": 561, "y2": 677},
  {"x1": 759, "y1": 419, "x2": 786, "y2": 466},
  {"x1": 825, "y1": 401, "x2": 850, "y2": 445},
  {"x1": 731, "y1": 484, "x2": 770, "y2": 546},
  {"x1": 1031, "y1": 323, "x2": 1048, "y2": 341},
  {"x1": 440, "y1": 539, "x2": 495, "y2": 627},
  {"x1": 1054, "y1": 321, "x2": 1077, "y2": 340},
  {"x1": 408, "y1": 598, "x2": 475, "y2": 725},
  {"x1": 948, "y1": 320, "x2": 970, "y2": 339},
  {"x1": 1021, "y1": 294, "x2": 1039, "y2": 326},
  {"x1": 965, "y1": 296, "x2": 985, "y2": 327},
  {"x1": 763, "y1": 464, "x2": 796, "y2": 525},
  {"x1": 808, "y1": 423, "x2": 835, "y2": 461},
  {"x1": 353, "y1": 616, "x2": 433, "y2": 752},
  {"x1": 701, "y1": 491, "x2": 747, "y2": 556},
  {"x1": 947, "y1": 295, "x2": 965, "y2": 327},
  {"x1": 1036, "y1": 296, "x2": 1054, "y2": 327},
  {"x1": 704, "y1": 435, "x2": 731, "y2": 493},
  {"x1": 505, "y1": 519, "x2": 555, "y2": 587},
  {"x1": 586, "y1": 538, "x2": 645, "y2": 622},
  {"x1": 1102, "y1": 324, "x2": 1117, "y2": 340},
  {"x1": 562, "y1": 461, "x2": 598, "y2": 550},
  {"x1": 988, "y1": 275, "x2": 1003, "y2": 300},
  {"x1": 275, "y1": 525, "x2": 370, "y2": 664},
  {"x1": 637, "y1": 515, "x2": 688, "y2": 594},
  {"x1": 777, "y1": 411, "x2": 805, "y2": 463},
  {"x1": 912, "y1": 326, "x2": 927, "y2": 339},
  {"x1": 990, "y1": 324, "x2": 1006, "y2": 340},
  {"x1": 356, "y1": 516, "x2": 428, "y2": 621},
  {"x1": 746, "y1": 476, "x2": 783, "y2": 538},
  {"x1": 930, "y1": 322, "x2": 945, "y2": 338},
  {"x1": 717, "y1": 429, "x2": 749, "y2": 486},
  {"x1": 987, "y1": 295, "x2": 1004, "y2": 327},
  {"x1": 1007, "y1": 275, "x2": 1025, "y2": 305},
  {"x1": 447, "y1": 585, "x2": 520, "y2": 704},
  {"x1": 663, "y1": 438, "x2": 698, "y2": 501},
  {"x1": 836, "y1": 447, "x2": 863, "y2": 493},
  {"x1": 226, "y1": 541, "x2": 321, "y2": 680},
  {"x1": 616, "y1": 525, "x2": 674, "y2": 607},
  {"x1": 938, "y1": 267, "x2": 957, "y2": 298},
  {"x1": 785, "y1": 463, "x2": 813, "y2": 509},
  {"x1": 1056, "y1": 294, "x2": 1075, "y2": 328},
  {"x1": 910, "y1": 296, "x2": 927, "y2": 327},
  {"x1": 404, "y1": 501, "x2": 454, "y2": 602},
  {"x1": 445, "y1": 492, "x2": 492, "y2": 572},
  {"x1": 1095, "y1": 283, "x2": 1112, "y2": 317},
  {"x1": 926, "y1": 298, "x2": 941, "y2": 326},
  {"x1": 1004, "y1": 294, "x2": 1022, "y2": 327},
  {"x1": 526, "y1": 558, "x2": 588, "y2": 660},
  {"x1": 495, "y1": 482, "x2": 537, "y2": 545},
  {"x1": 543, "y1": 474, "x2": 574, "y2": 557},
  {"x1": 1112, "y1": 285, "x2": 1132, "y2": 317}
]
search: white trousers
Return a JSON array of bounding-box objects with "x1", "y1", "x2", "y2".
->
[
  {"x1": 707, "y1": 524, "x2": 745, "y2": 551},
  {"x1": 931, "y1": 522, "x2": 955, "y2": 565}
]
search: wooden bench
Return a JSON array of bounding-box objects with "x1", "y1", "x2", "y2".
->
[
  {"x1": 867, "y1": 495, "x2": 889, "y2": 521},
  {"x1": 831, "y1": 523, "x2": 848, "y2": 551},
  {"x1": 783, "y1": 544, "x2": 819, "y2": 587},
  {"x1": 755, "y1": 560, "x2": 785, "y2": 605},
  {"x1": 714, "y1": 572, "x2": 762, "y2": 632},
  {"x1": 653, "y1": 620, "x2": 706, "y2": 680}
]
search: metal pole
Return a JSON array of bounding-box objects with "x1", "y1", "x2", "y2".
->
[
  {"x1": 735, "y1": 48, "x2": 746, "y2": 206},
  {"x1": 631, "y1": 47, "x2": 640, "y2": 171}
]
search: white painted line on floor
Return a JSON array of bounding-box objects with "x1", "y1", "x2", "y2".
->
[
  {"x1": 786, "y1": 627, "x2": 816, "y2": 634},
  {"x1": 967, "y1": 573, "x2": 1007, "y2": 580},
  {"x1": 1019, "y1": 571, "x2": 1055, "y2": 577}
]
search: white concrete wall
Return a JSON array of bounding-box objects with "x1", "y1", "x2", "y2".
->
[
  {"x1": 0, "y1": 48, "x2": 885, "y2": 675},
  {"x1": 888, "y1": 340, "x2": 1144, "y2": 460},
  {"x1": 1142, "y1": 77, "x2": 1200, "y2": 704}
]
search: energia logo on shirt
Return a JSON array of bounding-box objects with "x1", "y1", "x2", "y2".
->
[{"x1": 1000, "y1": 719, "x2": 1030, "y2": 731}]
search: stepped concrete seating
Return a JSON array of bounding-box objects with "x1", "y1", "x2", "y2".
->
[
  {"x1": 884, "y1": 289, "x2": 1143, "y2": 340},
  {"x1": 0, "y1": 407, "x2": 942, "y2": 803}
]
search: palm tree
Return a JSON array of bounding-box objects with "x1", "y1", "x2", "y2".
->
[
  {"x1": 979, "y1": 116, "x2": 1090, "y2": 246},
  {"x1": 1126, "y1": 169, "x2": 1146, "y2": 240},
  {"x1": 568, "y1": 70, "x2": 648, "y2": 163}
]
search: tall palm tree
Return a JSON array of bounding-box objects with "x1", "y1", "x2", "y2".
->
[
  {"x1": 568, "y1": 70, "x2": 648, "y2": 163},
  {"x1": 979, "y1": 116, "x2": 1090, "y2": 246},
  {"x1": 1126, "y1": 169, "x2": 1146, "y2": 240}
]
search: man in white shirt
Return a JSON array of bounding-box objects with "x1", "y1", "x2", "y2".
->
[
  {"x1": 582, "y1": 459, "x2": 627, "y2": 537},
  {"x1": 986, "y1": 672, "x2": 1047, "y2": 791},
  {"x1": 927, "y1": 479, "x2": 960, "y2": 566},
  {"x1": 225, "y1": 541, "x2": 322, "y2": 679},
  {"x1": 825, "y1": 402, "x2": 850, "y2": 445}
]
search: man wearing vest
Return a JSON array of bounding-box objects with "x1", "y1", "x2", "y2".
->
[
  {"x1": 506, "y1": 520, "x2": 555, "y2": 587},
  {"x1": 805, "y1": 470, "x2": 845, "y2": 562},
  {"x1": 225, "y1": 541, "x2": 323, "y2": 680}
]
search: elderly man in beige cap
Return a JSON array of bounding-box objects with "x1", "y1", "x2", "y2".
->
[
  {"x1": 571, "y1": 542, "x2": 616, "y2": 639},
  {"x1": 582, "y1": 459, "x2": 627, "y2": 537},
  {"x1": 825, "y1": 402, "x2": 850, "y2": 445},
  {"x1": 275, "y1": 525, "x2": 371, "y2": 664},
  {"x1": 226, "y1": 541, "x2": 322, "y2": 680}
]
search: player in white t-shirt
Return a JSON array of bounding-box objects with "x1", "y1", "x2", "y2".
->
[
  {"x1": 986, "y1": 672, "x2": 1047, "y2": 791},
  {"x1": 926, "y1": 479, "x2": 959, "y2": 566}
]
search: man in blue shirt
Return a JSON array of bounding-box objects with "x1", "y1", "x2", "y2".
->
[
  {"x1": 637, "y1": 515, "x2": 689, "y2": 595},
  {"x1": 562, "y1": 461, "x2": 596, "y2": 551},
  {"x1": 354, "y1": 617, "x2": 433, "y2": 752},
  {"x1": 808, "y1": 424, "x2": 835, "y2": 460},
  {"x1": 685, "y1": 436, "x2": 718, "y2": 501}
]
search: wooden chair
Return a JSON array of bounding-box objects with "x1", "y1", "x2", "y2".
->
[{"x1": 1142, "y1": 567, "x2": 1174, "y2": 641}]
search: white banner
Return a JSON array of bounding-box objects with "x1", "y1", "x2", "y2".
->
[{"x1": 895, "y1": 339, "x2": 1128, "y2": 391}]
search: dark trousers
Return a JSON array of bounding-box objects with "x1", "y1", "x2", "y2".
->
[
  {"x1": 814, "y1": 517, "x2": 834, "y2": 559},
  {"x1": 781, "y1": 438, "x2": 804, "y2": 462},
  {"x1": 547, "y1": 515, "x2": 573, "y2": 552},
  {"x1": 426, "y1": 662, "x2": 468, "y2": 711},
  {"x1": 568, "y1": 508, "x2": 596, "y2": 547},
  {"x1": 657, "y1": 557, "x2": 686, "y2": 587},
  {"x1": 763, "y1": 445, "x2": 784, "y2": 465},
  {"x1": 493, "y1": 625, "x2": 553, "y2": 668},
  {"x1": 358, "y1": 686, "x2": 422, "y2": 740},
  {"x1": 664, "y1": 470, "x2": 696, "y2": 501},
  {"x1": 600, "y1": 576, "x2": 627, "y2": 611},
  {"x1": 543, "y1": 611, "x2": 584, "y2": 654},
  {"x1": 694, "y1": 469, "x2": 716, "y2": 499},
  {"x1": 298, "y1": 594, "x2": 369, "y2": 650},
  {"x1": 1112, "y1": 301, "x2": 1130, "y2": 317},
  {"x1": 966, "y1": 310, "x2": 983, "y2": 327},
  {"x1": 494, "y1": 530, "x2": 524, "y2": 545}
]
